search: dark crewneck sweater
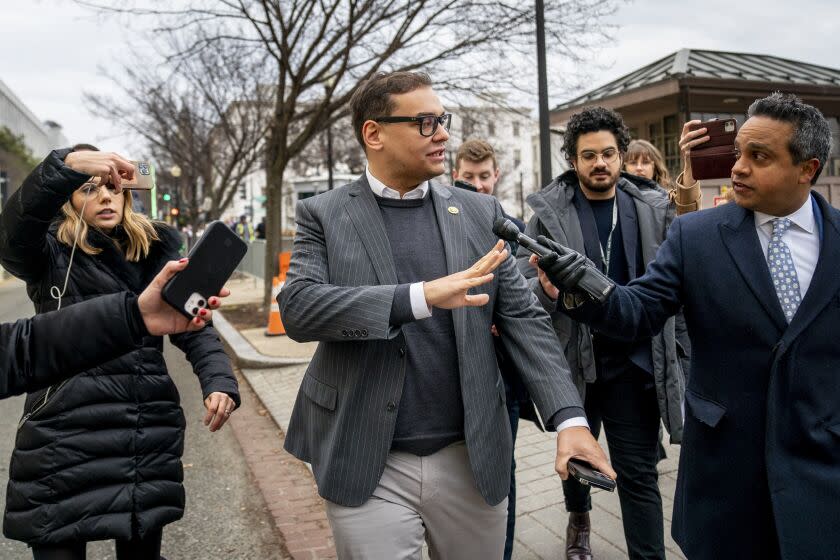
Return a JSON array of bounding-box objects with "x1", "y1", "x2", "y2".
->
[
  {"x1": 588, "y1": 196, "x2": 652, "y2": 382},
  {"x1": 376, "y1": 193, "x2": 465, "y2": 456}
]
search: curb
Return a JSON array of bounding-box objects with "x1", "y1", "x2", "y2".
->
[{"x1": 213, "y1": 310, "x2": 312, "y2": 368}]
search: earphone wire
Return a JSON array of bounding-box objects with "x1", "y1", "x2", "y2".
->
[{"x1": 50, "y1": 193, "x2": 90, "y2": 311}]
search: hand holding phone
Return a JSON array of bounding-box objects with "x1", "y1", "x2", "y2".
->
[
  {"x1": 568, "y1": 459, "x2": 616, "y2": 492},
  {"x1": 682, "y1": 118, "x2": 738, "y2": 182},
  {"x1": 121, "y1": 161, "x2": 156, "y2": 190},
  {"x1": 162, "y1": 221, "x2": 248, "y2": 319}
]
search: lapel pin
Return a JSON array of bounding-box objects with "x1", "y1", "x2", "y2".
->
[{"x1": 448, "y1": 206, "x2": 460, "y2": 215}]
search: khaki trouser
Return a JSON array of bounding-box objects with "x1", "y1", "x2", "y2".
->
[{"x1": 325, "y1": 441, "x2": 508, "y2": 559}]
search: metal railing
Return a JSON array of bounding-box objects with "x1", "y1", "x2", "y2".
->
[{"x1": 235, "y1": 237, "x2": 294, "y2": 280}]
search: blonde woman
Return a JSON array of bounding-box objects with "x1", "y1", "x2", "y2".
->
[{"x1": 0, "y1": 147, "x2": 239, "y2": 560}]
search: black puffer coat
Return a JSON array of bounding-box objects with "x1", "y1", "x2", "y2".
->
[
  {"x1": 0, "y1": 292, "x2": 146, "y2": 399},
  {"x1": 0, "y1": 150, "x2": 239, "y2": 545}
]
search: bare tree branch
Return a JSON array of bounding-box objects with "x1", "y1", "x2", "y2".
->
[{"x1": 79, "y1": 0, "x2": 625, "y2": 303}]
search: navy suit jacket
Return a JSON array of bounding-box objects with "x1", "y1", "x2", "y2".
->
[{"x1": 569, "y1": 192, "x2": 840, "y2": 560}]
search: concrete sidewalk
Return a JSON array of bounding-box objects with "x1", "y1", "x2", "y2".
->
[{"x1": 218, "y1": 273, "x2": 687, "y2": 560}]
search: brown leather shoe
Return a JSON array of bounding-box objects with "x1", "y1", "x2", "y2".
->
[{"x1": 566, "y1": 511, "x2": 593, "y2": 560}]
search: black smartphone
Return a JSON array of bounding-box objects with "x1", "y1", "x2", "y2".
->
[
  {"x1": 568, "y1": 459, "x2": 616, "y2": 492},
  {"x1": 162, "y1": 221, "x2": 249, "y2": 319}
]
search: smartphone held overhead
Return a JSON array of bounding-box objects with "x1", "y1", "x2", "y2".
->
[
  {"x1": 121, "y1": 161, "x2": 156, "y2": 190},
  {"x1": 689, "y1": 119, "x2": 738, "y2": 180},
  {"x1": 162, "y1": 221, "x2": 248, "y2": 319}
]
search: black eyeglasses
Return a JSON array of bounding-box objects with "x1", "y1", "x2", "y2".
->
[{"x1": 374, "y1": 113, "x2": 452, "y2": 137}]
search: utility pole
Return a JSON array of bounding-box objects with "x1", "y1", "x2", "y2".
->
[{"x1": 536, "y1": 0, "x2": 552, "y2": 188}]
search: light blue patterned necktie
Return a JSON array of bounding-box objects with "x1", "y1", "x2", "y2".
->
[{"x1": 767, "y1": 218, "x2": 801, "y2": 322}]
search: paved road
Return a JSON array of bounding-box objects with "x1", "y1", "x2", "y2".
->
[{"x1": 0, "y1": 278, "x2": 287, "y2": 559}]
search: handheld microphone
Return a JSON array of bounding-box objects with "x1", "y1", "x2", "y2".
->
[
  {"x1": 492, "y1": 218, "x2": 615, "y2": 303},
  {"x1": 492, "y1": 218, "x2": 554, "y2": 259}
]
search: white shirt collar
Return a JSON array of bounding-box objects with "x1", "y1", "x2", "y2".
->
[
  {"x1": 754, "y1": 194, "x2": 815, "y2": 235},
  {"x1": 366, "y1": 166, "x2": 429, "y2": 200}
]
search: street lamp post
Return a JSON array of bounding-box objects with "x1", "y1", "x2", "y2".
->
[{"x1": 536, "y1": 0, "x2": 552, "y2": 188}]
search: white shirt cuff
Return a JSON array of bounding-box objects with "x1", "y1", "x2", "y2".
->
[
  {"x1": 410, "y1": 282, "x2": 433, "y2": 320},
  {"x1": 556, "y1": 416, "x2": 590, "y2": 432}
]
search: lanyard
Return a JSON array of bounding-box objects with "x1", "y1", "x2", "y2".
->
[{"x1": 599, "y1": 198, "x2": 618, "y2": 276}]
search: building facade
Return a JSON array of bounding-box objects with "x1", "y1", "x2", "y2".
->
[
  {"x1": 551, "y1": 49, "x2": 840, "y2": 208},
  {"x1": 446, "y1": 104, "x2": 550, "y2": 220},
  {"x1": 1, "y1": 78, "x2": 68, "y2": 210}
]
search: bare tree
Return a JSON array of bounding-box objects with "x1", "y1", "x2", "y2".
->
[
  {"x1": 82, "y1": 0, "x2": 620, "y2": 303},
  {"x1": 85, "y1": 38, "x2": 271, "y2": 226},
  {"x1": 290, "y1": 115, "x2": 365, "y2": 178}
]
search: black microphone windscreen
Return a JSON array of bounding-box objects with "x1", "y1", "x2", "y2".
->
[{"x1": 492, "y1": 218, "x2": 519, "y2": 242}]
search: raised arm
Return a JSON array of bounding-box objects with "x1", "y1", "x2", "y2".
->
[
  {"x1": 0, "y1": 150, "x2": 88, "y2": 282},
  {"x1": 0, "y1": 149, "x2": 135, "y2": 283},
  {"x1": 563, "y1": 217, "x2": 686, "y2": 340},
  {"x1": 0, "y1": 293, "x2": 143, "y2": 398}
]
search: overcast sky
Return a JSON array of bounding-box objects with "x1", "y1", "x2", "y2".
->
[{"x1": 2, "y1": 0, "x2": 838, "y2": 157}]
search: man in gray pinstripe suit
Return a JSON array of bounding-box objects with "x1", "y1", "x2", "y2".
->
[{"x1": 278, "y1": 71, "x2": 614, "y2": 559}]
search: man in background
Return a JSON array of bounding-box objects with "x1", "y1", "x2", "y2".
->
[{"x1": 519, "y1": 107, "x2": 688, "y2": 560}]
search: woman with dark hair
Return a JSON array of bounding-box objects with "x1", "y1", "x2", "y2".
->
[{"x1": 0, "y1": 147, "x2": 239, "y2": 560}]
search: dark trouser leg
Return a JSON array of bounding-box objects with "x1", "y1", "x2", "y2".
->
[
  {"x1": 115, "y1": 527, "x2": 163, "y2": 560},
  {"x1": 31, "y1": 543, "x2": 86, "y2": 560},
  {"x1": 503, "y1": 396, "x2": 520, "y2": 560},
  {"x1": 562, "y1": 385, "x2": 602, "y2": 513},
  {"x1": 600, "y1": 369, "x2": 665, "y2": 560}
]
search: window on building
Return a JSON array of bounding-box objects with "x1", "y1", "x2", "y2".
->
[
  {"x1": 649, "y1": 114, "x2": 682, "y2": 176},
  {"x1": 488, "y1": 122, "x2": 496, "y2": 136},
  {"x1": 513, "y1": 122, "x2": 520, "y2": 137},
  {"x1": 514, "y1": 149, "x2": 521, "y2": 168}
]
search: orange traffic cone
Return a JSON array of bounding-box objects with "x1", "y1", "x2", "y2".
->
[{"x1": 265, "y1": 276, "x2": 286, "y2": 336}]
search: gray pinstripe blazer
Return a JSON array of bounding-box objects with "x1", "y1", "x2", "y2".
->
[{"x1": 278, "y1": 175, "x2": 583, "y2": 507}]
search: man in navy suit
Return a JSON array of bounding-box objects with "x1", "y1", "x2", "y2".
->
[{"x1": 536, "y1": 92, "x2": 838, "y2": 559}]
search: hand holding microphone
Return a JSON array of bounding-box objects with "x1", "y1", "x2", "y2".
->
[{"x1": 492, "y1": 218, "x2": 614, "y2": 303}]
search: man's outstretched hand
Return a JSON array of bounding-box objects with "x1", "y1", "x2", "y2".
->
[
  {"x1": 423, "y1": 240, "x2": 507, "y2": 309},
  {"x1": 555, "y1": 426, "x2": 616, "y2": 481}
]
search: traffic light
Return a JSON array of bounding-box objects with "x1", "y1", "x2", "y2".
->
[
  {"x1": 170, "y1": 207, "x2": 180, "y2": 217},
  {"x1": 162, "y1": 193, "x2": 171, "y2": 202}
]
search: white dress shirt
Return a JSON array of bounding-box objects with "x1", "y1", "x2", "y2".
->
[
  {"x1": 367, "y1": 168, "x2": 588, "y2": 433},
  {"x1": 754, "y1": 194, "x2": 820, "y2": 299}
]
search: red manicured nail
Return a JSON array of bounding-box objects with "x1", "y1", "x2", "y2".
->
[
  {"x1": 209, "y1": 297, "x2": 218, "y2": 306},
  {"x1": 199, "y1": 309, "x2": 208, "y2": 317},
  {"x1": 179, "y1": 258, "x2": 188, "y2": 263}
]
